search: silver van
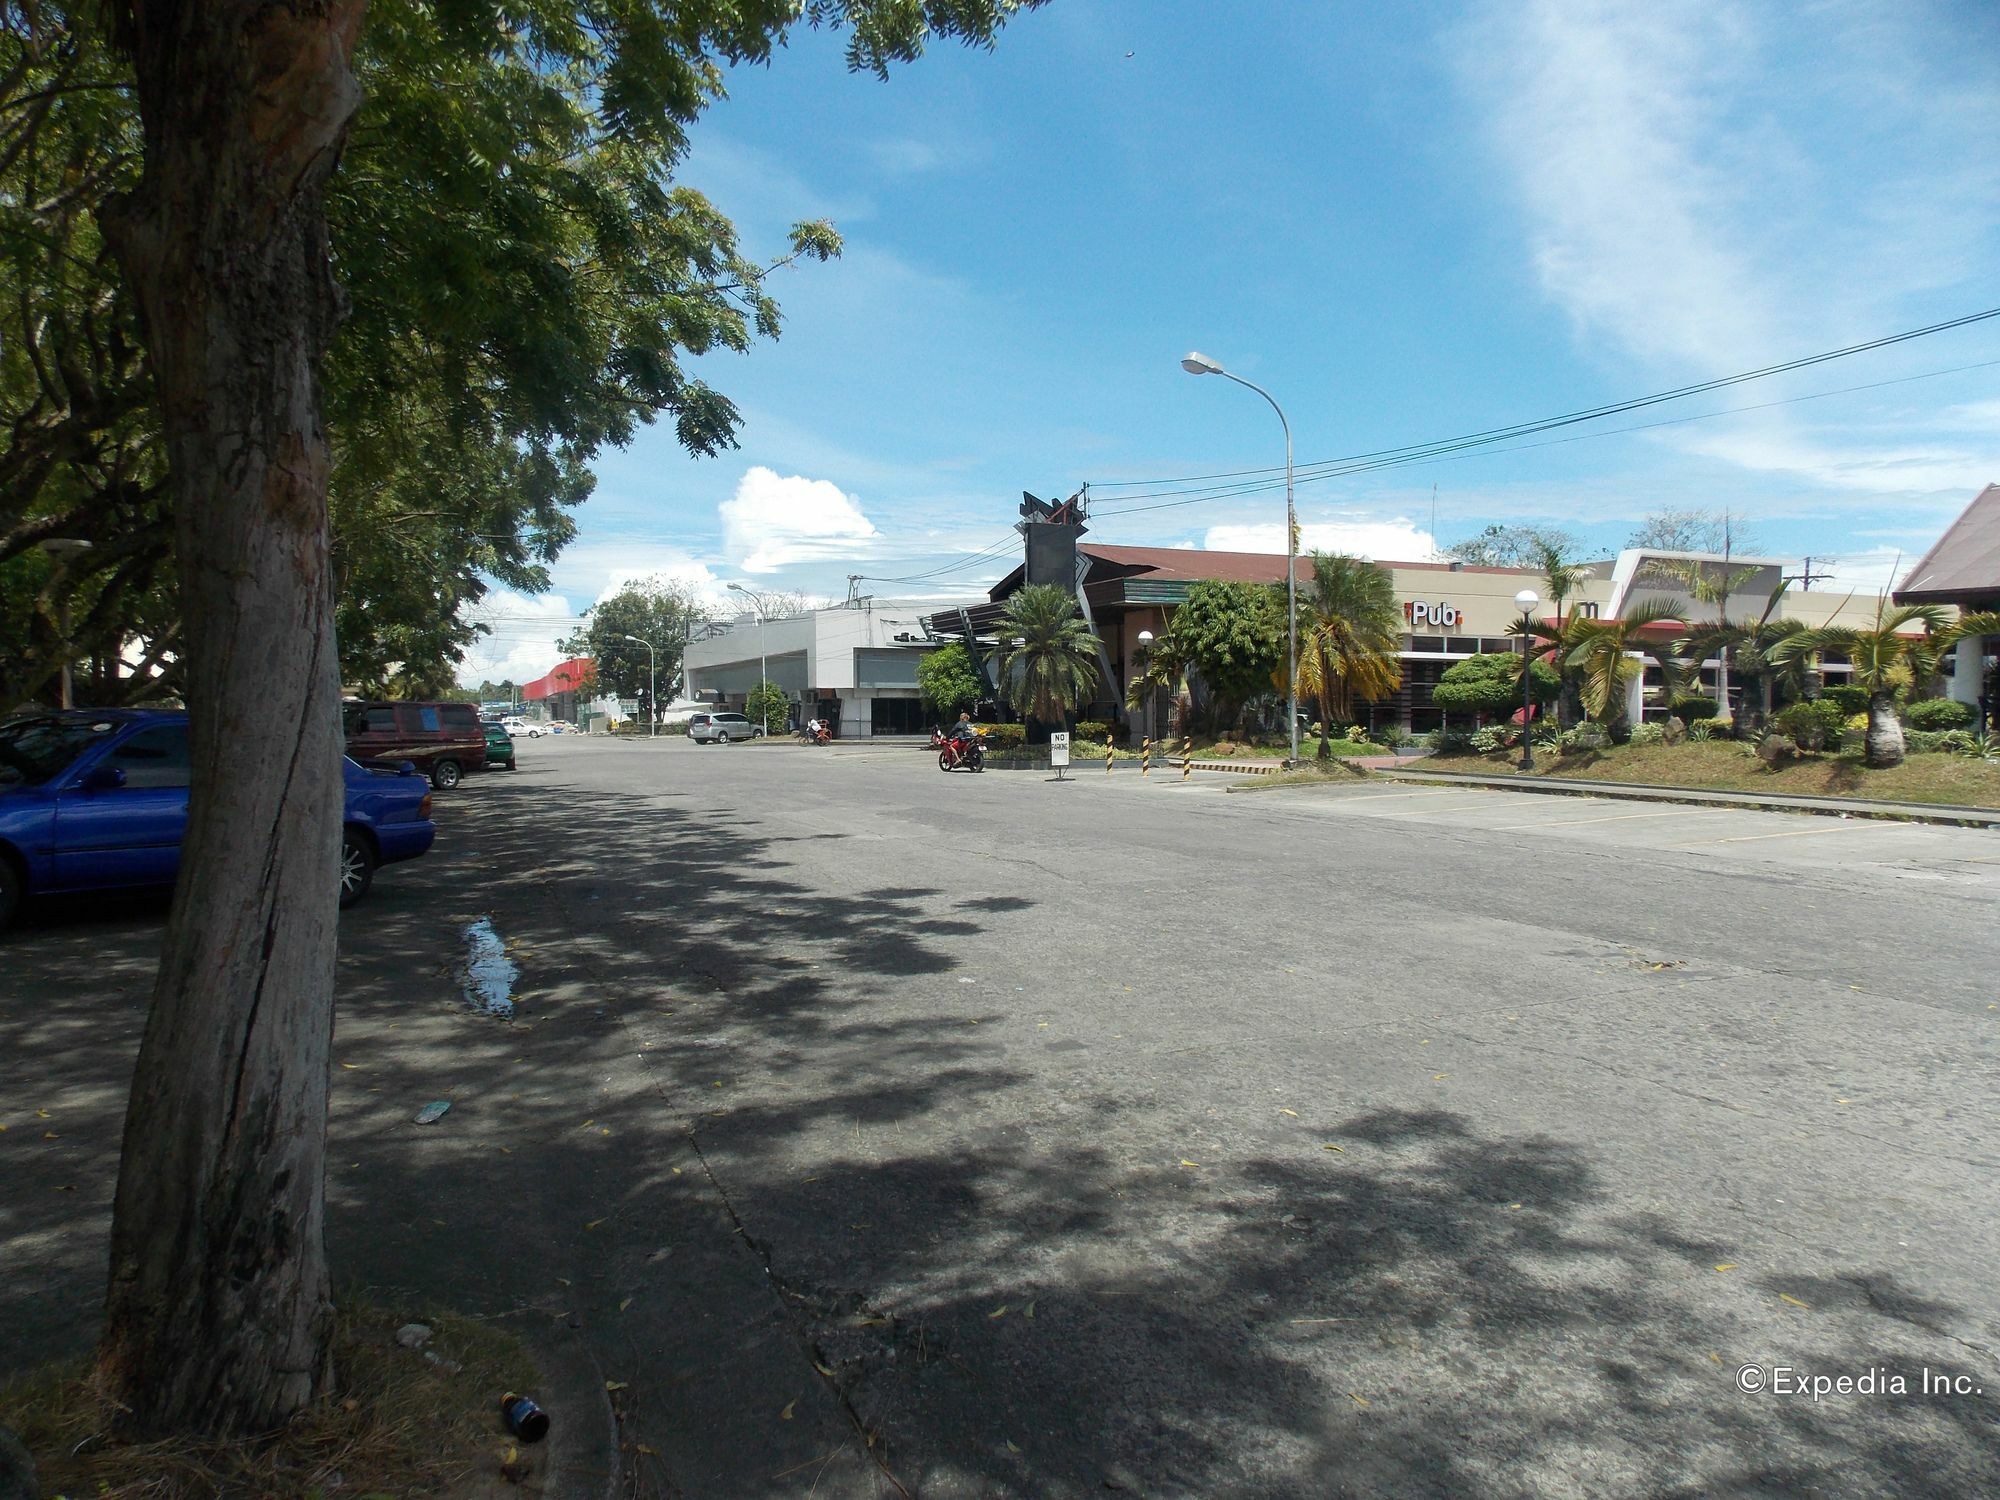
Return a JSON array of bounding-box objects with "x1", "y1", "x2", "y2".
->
[{"x1": 688, "y1": 711, "x2": 766, "y2": 744}]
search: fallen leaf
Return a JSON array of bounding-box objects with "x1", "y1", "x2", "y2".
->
[
  {"x1": 42, "y1": 1131, "x2": 59, "y2": 1140},
  {"x1": 1322, "y1": 1144, "x2": 1344, "y2": 1154},
  {"x1": 1006, "y1": 1439, "x2": 1021, "y2": 1454},
  {"x1": 601, "y1": 1128, "x2": 611, "y2": 1136},
  {"x1": 780, "y1": 1400, "x2": 796, "y2": 1420},
  {"x1": 1278, "y1": 1108, "x2": 1299, "y2": 1117},
  {"x1": 813, "y1": 1361, "x2": 835, "y2": 1378},
  {"x1": 1348, "y1": 1392, "x2": 1370, "y2": 1408},
  {"x1": 1419, "y1": 1039, "x2": 1430, "y2": 1046},
  {"x1": 989, "y1": 1305, "x2": 1008, "y2": 1319},
  {"x1": 1709, "y1": 1352, "x2": 1723, "y2": 1364},
  {"x1": 340, "y1": 1063, "x2": 358, "y2": 1070},
  {"x1": 1179, "y1": 1158, "x2": 1200, "y2": 1167},
  {"x1": 1779, "y1": 1293, "x2": 1810, "y2": 1309},
  {"x1": 555, "y1": 1277, "x2": 571, "y2": 1287},
  {"x1": 635, "y1": 1443, "x2": 658, "y2": 1455},
  {"x1": 1433, "y1": 1073, "x2": 1449, "y2": 1081},
  {"x1": 584, "y1": 1218, "x2": 605, "y2": 1230},
  {"x1": 1507, "y1": 1202, "x2": 1522, "y2": 1210},
  {"x1": 619, "y1": 1297, "x2": 633, "y2": 1312},
  {"x1": 1714, "y1": 1263, "x2": 1737, "y2": 1273},
  {"x1": 604, "y1": 1380, "x2": 627, "y2": 1392},
  {"x1": 1024, "y1": 1301, "x2": 1036, "y2": 1319},
  {"x1": 36, "y1": 1109, "x2": 49, "y2": 1118}
]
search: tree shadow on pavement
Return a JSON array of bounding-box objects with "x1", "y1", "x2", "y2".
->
[{"x1": 6, "y1": 769, "x2": 1997, "y2": 1499}]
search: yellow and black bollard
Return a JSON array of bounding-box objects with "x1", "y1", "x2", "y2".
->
[
  {"x1": 1106, "y1": 732, "x2": 1115, "y2": 774},
  {"x1": 1181, "y1": 735, "x2": 1193, "y2": 782},
  {"x1": 1141, "y1": 737, "x2": 1151, "y2": 776}
]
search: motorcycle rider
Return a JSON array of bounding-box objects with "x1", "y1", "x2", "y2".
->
[{"x1": 949, "y1": 711, "x2": 976, "y2": 744}]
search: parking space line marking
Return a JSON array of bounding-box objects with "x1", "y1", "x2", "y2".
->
[
  {"x1": 1494, "y1": 808, "x2": 1700, "y2": 830},
  {"x1": 1689, "y1": 822, "x2": 1891, "y2": 845}
]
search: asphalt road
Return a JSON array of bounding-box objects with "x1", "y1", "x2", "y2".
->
[{"x1": 5, "y1": 736, "x2": 1999, "y2": 1498}]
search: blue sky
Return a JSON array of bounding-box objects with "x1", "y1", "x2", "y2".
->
[{"x1": 461, "y1": 0, "x2": 2000, "y2": 685}]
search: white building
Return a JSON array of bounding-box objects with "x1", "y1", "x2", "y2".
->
[{"x1": 682, "y1": 599, "x2": 977, "y2": 738}]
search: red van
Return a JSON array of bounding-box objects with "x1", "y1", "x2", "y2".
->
[{"x1": 342, "y1": 701, "x2": 488, "y2": 789}]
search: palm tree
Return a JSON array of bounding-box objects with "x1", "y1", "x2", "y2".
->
[
  {"x1": 1563, "y1": 598, "x2": 1689, "y2": 742},
  {"x1": 990, "y1": 584, "x2": 1102, "y2": 727},
  {"x1": 1677, "y1": 580, "x2": 1803, "y2": 736},
  {"x1": 1291, "y1": 552, "x2": 1403, "y2": 760},
  {"x1": 1534, "y1": 539, "x2": 1595, "y2": 728},
  {"x1": 1772, "y1": 603, "x2": 2000, "y2": 768}
]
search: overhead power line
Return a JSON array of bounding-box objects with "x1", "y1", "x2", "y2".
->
[{"x1": 1086, "y1": 304, "x2": 2000, "y2": 503}]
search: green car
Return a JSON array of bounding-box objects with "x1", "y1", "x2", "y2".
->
[{"x1": 480, "y1": 719, "x2": 516, "y2": 771}]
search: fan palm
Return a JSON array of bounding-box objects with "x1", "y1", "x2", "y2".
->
[
  {"x1": 1563, "y1": 598, "x2": 1689, "y2": 741},
  {"x1": 1641, "y1": 553, "x2": 1760, "y2": 720},
  {"x1": 1290, "y1": 552, "x2": 1403, "y2": 760},
  {"x1": 990, "y1": 584, "x2": 1102, "y2": 727},
  {"x1": 1677, "y1": 580, "x2": 1803, "y2": 736},
  {"x1": 1772, "y1": 603, "x2": 2000, "y2": 767}
]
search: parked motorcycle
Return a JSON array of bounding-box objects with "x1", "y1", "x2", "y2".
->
[{"x1": 932, "y1": 726, "x2": 985, "y2": 772}]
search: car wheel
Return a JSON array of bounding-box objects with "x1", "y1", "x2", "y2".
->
[
  {"x1": 339, "y1": 831, "x2": 376, "y2": 907},
  {"x1": 0, "y1": 854, "x2": 21, "y2": 931},
  {"x1": 431, "y1": 759, "x2": 462, "y2": 790},
  {"x1": 716, "y1": 731, "x2": 731, "y2": 744},
  {"x1": 505, "y1": 760, "x2": 518, "y2": 771}
]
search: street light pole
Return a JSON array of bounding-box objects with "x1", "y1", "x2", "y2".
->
[
  {"x1": 1182, "y1": 353, "x2": 1297, "y2": 766},
  {"x1": 622, "y1": 635, "x2": 657, "y2": 737},
  {"x1": 726, "y1": 583, "x2": 770, "y2": 736},
  {"x1": 1514, "y1": 588, "x2": 1541, "y2": 772}
]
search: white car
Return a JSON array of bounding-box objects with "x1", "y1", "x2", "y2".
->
[{"x1": 502, "y1": 717, "x2": 549, "y2": 738}]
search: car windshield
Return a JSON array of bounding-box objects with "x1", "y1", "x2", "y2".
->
[{"x1": 0, "y1": 715, "x2": 118, "y2": 787}]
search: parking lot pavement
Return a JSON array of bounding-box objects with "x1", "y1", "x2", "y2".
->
[{"x1": 6, "y1": 739, "x2": 1999, "y2": 1498}]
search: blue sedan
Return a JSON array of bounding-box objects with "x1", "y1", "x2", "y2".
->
[{"x1": 0, "y1": 709, "x2": 435, "y2": 930}]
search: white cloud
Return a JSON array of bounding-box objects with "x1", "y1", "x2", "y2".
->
[
  {"x1": 1202, "y1": 519, "x2": 1438, "y2": 562},
  {"x1": 720, "y1": 465, "x2": 880, "y2": 574}
]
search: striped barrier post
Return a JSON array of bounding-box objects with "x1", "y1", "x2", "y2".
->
[
  {"x1": 1106, "y1": 733, "x2": 1115, "y2": 774},
  {"x1": 1141, "y1": 737, "x2": 1150, "y2": 776},
  {"x1": 1181, "y1": 736, "x2": 1192, "y2": 782}
]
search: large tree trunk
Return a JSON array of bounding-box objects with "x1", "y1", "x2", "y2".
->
[
  {"x1": 1863, "y1": 690, "x2": 1905, "y2": 769},
  {"x1": 96, "y1": 0, "x2": 364, "y2": 1436}
]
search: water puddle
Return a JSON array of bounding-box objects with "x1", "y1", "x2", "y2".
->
[{"x1": 460, "y1": 916, "x2": 518, "y2": 1018}]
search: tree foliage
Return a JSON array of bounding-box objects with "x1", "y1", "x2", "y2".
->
[
  {"x1": 990, "y1": 584, "x2": 1101, "y2": 725},
  {"x1": 744, "y1": 678, "x2": 789, "y2": 733},
  {"x1": 1626, "y1": 508, "x2": 1758, "y2": 555},
  {"x1": 1162, "y1": 580, "x2": 1284, "y2": 731},
  {"x1": 558, "y1": 577, "x2": 709, "y2": 702},
  {"x1": 1442, "y1": 524, "x2": 1579, "y2": 568},
  {"x1": 915, "y1": 641, "x2": 982, "y2": 718}
]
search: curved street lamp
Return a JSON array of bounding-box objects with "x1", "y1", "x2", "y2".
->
[
  {"x1": 622, "y1": 634, "x2": 657, "y2": 737},
  {"x1": 726, "y1": 582, "x2": 771, "y2": 735},
  {"x1": 1514, "y1": 588, "x2": 1541, "y2": 771},
  {"x1": 1181, "y1": 352, "x2": 1297, "y2": 765}
]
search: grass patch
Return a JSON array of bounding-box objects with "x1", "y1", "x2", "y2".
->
[
  {"x1": 0, "y1": 1302, "x2": 541, "y2": 1500},
  {"x1": 1230, "y1": 759, "x2": 1375, "y2": 790},
  {"x1": 1152, "y1": 736, "x2": 1396, "y2": 760},
  {"x1": 1421, "y1": 740, "x2": 2000, "y2": 809}
]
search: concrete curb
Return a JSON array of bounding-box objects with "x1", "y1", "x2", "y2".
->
[
  {"x1": 1358, "y1": 768, "x2": 2000, "y2": 828},
  {"x1": 500, "y1": 1317, "x2": 622, "y2": 1500}
]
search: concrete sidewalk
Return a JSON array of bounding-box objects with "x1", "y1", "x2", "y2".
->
[{"x1": 1364, "y1": 765, "x2": 2000, "y2": 827}]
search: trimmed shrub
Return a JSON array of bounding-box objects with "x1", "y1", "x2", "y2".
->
[
  {"x1": 1469, "y1": 726, "x2": 1508, "y2": 753},
  {"x1": 1628, "y1": 721, "x2": 1666, "y2": 746},
  {"x1": 1905, "y1": 697, "x2": 1974, "y2": 731},
  {"x1": 974, "y1": 722, "x2": 1025, "y2": 748},
  {"x1": 1691, "y1": 716, "x2": 1733, "y2": 740},
  {"x1": 1430, "y1": 729, "x2": 1478, "y2": 754},
  {"x1": 1670, "y1": 696, "x2": 1718, "y2": 724},
  {"x1": 1431, "y1": 652, "x2": 1561, "y2": 717},
  {"x1": 1820, "y1": 684, "x2": 1870, "y2": 716},
  {"x1": 1773, "y1": 700, "x2": 1841, "y2": 751},
  {"x1": 1073, "y1": 719, "x2": 1115, "y2": 744}
]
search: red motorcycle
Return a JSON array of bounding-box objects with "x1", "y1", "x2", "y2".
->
[{"x1": 932, "y1": 726, "x2": 985, "y2": 772}]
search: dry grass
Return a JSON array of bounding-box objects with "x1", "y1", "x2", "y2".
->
[
  {"x1": 1422, "y1": 741, "x2": 2000, "y2": 809},
  {"x1": 1231, "y1": 759, "x2": 1375, "y2": 790},
  {"x1": 0, "y1": 1301, "x2": 540, "y2": 1500}
]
